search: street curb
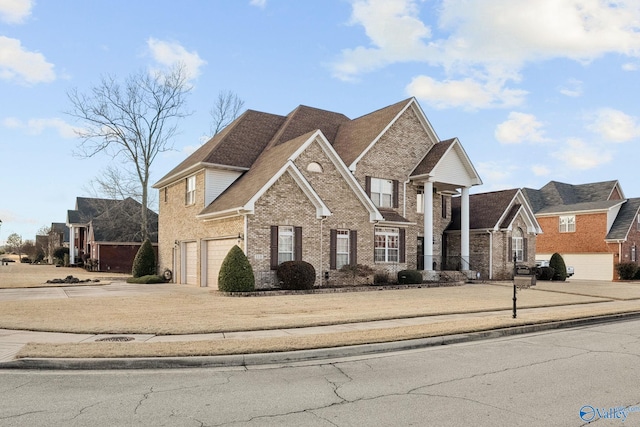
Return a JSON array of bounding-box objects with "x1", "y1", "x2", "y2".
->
[{"x1": 3, "y1": 311, "x2": 640, "y2": 370}]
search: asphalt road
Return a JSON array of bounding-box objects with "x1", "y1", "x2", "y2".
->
[{"x1": 2, "y1": 318, "x2": 640, "y2": 426}]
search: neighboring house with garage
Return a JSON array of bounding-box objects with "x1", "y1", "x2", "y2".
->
[
  {"x1": 66, "y1": 197, "x2": 158, "y2": 273},
  {"x1": 445, "y1": 189, "x2": 542, "y2": 280},
  {"x1": 523, "y1": 180, "x2": 632, "y2": 281},
  {"x1": 605, "y1": 197, "x2": 640, "y2": 278},
  {"x1": 153, "y1": 98, "x2": 482, "y2": 289}
]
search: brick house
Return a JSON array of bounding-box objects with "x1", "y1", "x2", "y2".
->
[
  {"x1": 445, "y1": 189, "x2": 542, "y2": 280},
  {"x1": 66, "y1": 197, "x2": 158, "y2": 273},
  {"x1": 153, "y1": 98, "x2": 482, "y2": 288},
  {"x1": 523, "y1": 180, "x2": 635, "y2": 280}
]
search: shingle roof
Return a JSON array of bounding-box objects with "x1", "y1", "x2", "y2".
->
[
  {"x1": 198, "y1": 131, "x2": 316, "y2": 216},
  {"x1": 448, "y1": 189, "x2": 519, "y2": 231},
  {"x1": 266, "y1": 105, "x2": 349, "y2": 148},
  {"x1": 90, "y1": 197, "x2": 159, "y2": 243},
  {"x1": 332, "y1": 98, "x2": 412, "y2": 166},
  {"x1": 156, "y1": 110, "x2": 286, "y2": 185},
  {"x1": 606, "y1": 198, "x2": 640, "y2": 241},
  {"x1": 68, "y1": 197, "x2": 121, "y2": 224},
  {"x1": 523, "y1": 180, "x2": 620, "y2": 213},
  {"x1": 535, "y1": 200, "x2": 624, "y2": 215},
  {"x1": 378, "y1": 209, "x2": 411, "y2": 223},
  {"x1": 411, "y1": 138, "x2": 456, "y2": 177}
]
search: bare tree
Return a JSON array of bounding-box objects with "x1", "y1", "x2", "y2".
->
[
  {"x1": 5, "y1": 233, "x2": 22, "y2": 257},
  {"x1": 209, "y1": 90, "x2": 245, "y2": 137},
  {"x1": 67, "y1": 64, "x2": 191, "y2": 239}
]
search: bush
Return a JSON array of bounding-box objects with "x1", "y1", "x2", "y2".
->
[
  {"x1": 616, "y1": 262, "x2": 638, "y2": 280},
  {"x1": 634, "y1": 268, "x2": 640, "y2": 280},
  {"x1": 549, "y1": 252, "x2": 567, "y2": 281},
  {"x1": 276, "y1": 261, "x2": 316, "y2": 290},
  {"x1": 127, "y1": 275, "x2": 165, "y2": 284},
  {"x1": 218, "y1": 245, "x2": 255, "y2": 292},
  {"x1": 339, "y1": 264, "x2": 374, "y2": 279},
  {"x1": 374, "y1": 271, "x2": 391, "y2": 285},
  {"x1": 132, "y1": 239, "x2": 156, "y2": 278},
  {"x1": 20, "y1": 257, "x2": 31, "y2": 263},
  {"x1": 397, "y1": 269, "x2": 423, "y2": 284},
  {"x1": 536, "y1": 266, "x2": 555, "y2": 281}
]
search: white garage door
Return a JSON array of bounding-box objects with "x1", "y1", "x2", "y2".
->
[
  {"x1": 206, "y1": 239, "x2": 238, "y2": 290},
  {"x1": 184, "y1": 242, "x2": 198, "y2": 285},
  {"x1": 538, "y1": 253, "x2": 613, "y2": 281}
]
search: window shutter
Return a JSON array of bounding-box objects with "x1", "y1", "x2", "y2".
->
[
  {"x1": 294, "y1": 226, "x2": 303, "y2": 261},
  {"x1": 270, "y1": 226, "x2": 278, "y2": 270},
  {"x1": 508, "y1": 237, "x2": 512, "y2": 262},
  {"x1": 365, "y1": 176, "x2": 371, "y2": 196},
  {"x1": 523, "y1": 238, "x2": 528, "y2": 261},
  {"x1": 393, "y1": 180, "x2": 399, "y2": 208},
  {"x1": 329, "y1": 229, "x2": 337, "y2": 270},
  {"x1": 399, "y1": 228, "x2": 406, "y2": 263},
  {"x1": 350, "y1": 230, "x2": 358, "y2": 266}
]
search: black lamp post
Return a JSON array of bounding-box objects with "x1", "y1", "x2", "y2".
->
[{"x1": 512, "y1": 252, "x2": 517, "y2": 319}]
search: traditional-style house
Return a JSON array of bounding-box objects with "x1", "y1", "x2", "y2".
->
[
  {"x1": 66, "y1": 197, "x2": 158, "y2": 273},
  {"x1": 153, "y1": 98, "x2": 482, "y2": 288},
  {"x1": 523, "y1": 180, "x2": 631, "y2": 280},
  {"x1": 446, "y1": 189, "x2": 542, "y2": 280}
]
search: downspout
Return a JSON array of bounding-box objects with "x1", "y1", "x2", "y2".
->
[{"x1": 488, "y1": 230, "x2": 493, "y2": 280}]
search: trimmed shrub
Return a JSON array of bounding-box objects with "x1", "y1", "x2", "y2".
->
[
  {"x1": 132, "y1": 239, "x2": 156, "y2": 278},
  {"x1": 536, "y1": 266, "x2": 555, "y2": 281},
  {"x1": 549, "y1": 252, "x2": 567, "y2": 281},
  {"x1": 218, "y1": 245, "x2": 255, "y2": 292},
  {"x1": 634, "y1": 268, "x2": 640, "y2": 280},
  {"x1": 616, "y1": 262, "x2": 638, "y2": 280},
  {"x1": 127, "y1": 275, "x2": 165, "y2": 284},
  {"x1": 277, "y1": 261, "x2": 316, "y2": 290},
  {"x1": 374, "y1": 271, "x2": 391, "y2": 285},
  {"x1": 339, "y1": 264, "x2": 374, "y2": 279},
  {"x1": 397, "y1": 269, "x2": 423, "y2": 284}
]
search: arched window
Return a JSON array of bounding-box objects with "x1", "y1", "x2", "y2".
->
[
  {"x1": 512, "y1": 227, "x2": 524, "y2": 262},
  {"x1": 307, "y1": 162, "x2": 323, "y2": 173}
]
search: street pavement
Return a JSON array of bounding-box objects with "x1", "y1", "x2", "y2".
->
[{"x1": 2, "y1": 280, "x2": 640, "y2": 369}]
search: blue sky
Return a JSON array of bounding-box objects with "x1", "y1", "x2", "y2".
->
[{"x1": 2, "y1": 0, "x2": 640, "y2": 244}]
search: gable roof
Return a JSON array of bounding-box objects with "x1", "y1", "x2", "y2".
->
[
  {"x1": 410, "y1": 138, "x2": 482, "y2": 189},
  {"x1": 523, "y1": 180, "x2": 623, "y2": 214},
  {"x1": 154, "y1": 110, "x2": 286, "y2": 188},
  {"x1": 266, "y1": 105, "x2": 349, "y2": 148},
  {"x1": 67, "y1": 197, "x2": 121, "y2": 225},
  {"x1": 449, "y1": 189, "x2": 519, "y2": 230},
  {"x1": 332, "y1": 98, "x2": 414, "y2": 167},
  {"x1": 90, "y1": 197, "x2": 159, "y2": 243},
  {"x1": 448, "y1": 188, "x2": 541, "y2": 233},
  {"x1": 606, "y1": 198, "x2": 640, "y2": 241}
]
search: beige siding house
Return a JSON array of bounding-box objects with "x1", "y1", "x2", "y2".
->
[{"x1": 153, "y1": 98, "x2": 482, "y2": 288}]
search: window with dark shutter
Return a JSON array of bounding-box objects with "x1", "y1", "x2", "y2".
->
[
  {"x1": 329, "y1": 229, "x2": 337, "y2": 270},
  {"x1": 294, "y1": 226, "x2": 302, "y2": 261},
  {"x1": 349, "y1": 230, "x2": 357, "y2": 266},
  {"x1": 399, "y1": 228, "x2": 406, "y2": 263}
]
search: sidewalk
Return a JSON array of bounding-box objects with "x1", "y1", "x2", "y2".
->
[{"x1": 3, "y1": 291, "x2": 640, "y2": 369}]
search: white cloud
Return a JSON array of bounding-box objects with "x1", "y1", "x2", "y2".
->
[
  {"x1": 474, "y1": 161, "x2": 518, "y2": 191},
  {"x1": 553, "y1": 138, "x2": 612, "y2": 170},
  {"x1": 531, "y1": 165, "x2": 551, "y2": 177},
  {"x1": 587, "y1": 108, "x2": 640, "y2": 143},
  {"x1": 0, "y1": 0, "x2": 32, "y2": 24},
  {"x1": 0, "y1": 36, "x2": 56, "y2": 85},
  {"x1": 249, "y1": 0, "x2": 267, "y2": 8},
  {"x1": 334, "y1": 0, "x2": 640, "y2": 109},
  {"x1": 559, "y1": 78, "x2": 582, "y2": 97},
  {"x1": 147, "y1": 38, "x2": 207, "y2": 82},
  {"x1": 495, "y1": 112, "x2": 548, "y2": 144},
  {"x1": 2, "y1": 117, "x2": 78, "y2": 138}
]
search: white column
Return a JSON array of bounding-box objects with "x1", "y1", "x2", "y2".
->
[
  {"x1": 461, "y1": 186, "x2": 470, "y2": 270},
  {"x1": 69, "y1": 225, "x2": 75, "y2": 265},
  {"x1": 423, "y1": 181, "x2": 433, "y2": 271}
]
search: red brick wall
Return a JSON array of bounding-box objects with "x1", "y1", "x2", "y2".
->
[{"x1": 536, "y1": 213, "x2": 609, "y2": 254}]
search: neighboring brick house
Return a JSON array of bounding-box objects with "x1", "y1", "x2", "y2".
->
[
  {"x1": 523, "y1": 180, "x2": 631, "y2": 281},
  {"x1": 446, "y1": 189, "x2": 542, "y2": 280},
  {"x1": 153, "y1": 98, "x2": 482, "y2": 288},
  {"x1": 605, "y1": 198, "x2": 640, "y2": 277},
  {"x1": 66, "y1": 197, "x2": 158, "y2": 273}
]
